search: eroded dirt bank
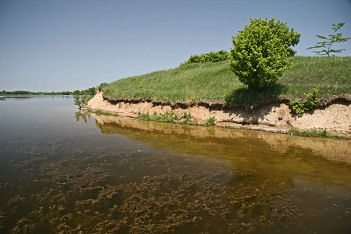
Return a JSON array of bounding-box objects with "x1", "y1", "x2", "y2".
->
[{"x1": 87, "y1": 92, "x2": 351, "y2": 136}]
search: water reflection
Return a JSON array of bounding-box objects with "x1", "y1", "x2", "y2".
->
[
  {"x1": 90, "y1": 113, "x2": 351, "y2": 233},
  {"x1": 92, "y1": 113, "x2": 351, "y2": 164},
  {"x1": 0, "y1": 100, "x2": 351, "y2": 233},
  {"x1": 74, "y1": 111, "x2": 91, "y2": 123}
]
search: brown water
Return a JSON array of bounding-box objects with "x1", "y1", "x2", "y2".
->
[{"x1": 0, "y1": 96, "x2": 351, "y2": 233}]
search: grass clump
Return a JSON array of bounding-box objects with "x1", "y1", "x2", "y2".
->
[
  {"x1": 182, "y1": 112, "x2": 192, "y2": 124},
  {"x1": 94, "y1": 109, "x2": 118, "y2": 116},
  {"x1": 138, "y1": 113, "x2": 152, "y2": 121},
  {"x1": 205, "y1": 117, "x2": 216, "y2": 126},
  {"x1": 138, "y1": 112, "x2": 175, "y2": 123},
  {"x1": 137, "y1": 112, "x2": 201, "y2": 125},
  {"x1": 289, "y1": 128, "x2": 350, "y2": 139},
  {"x1": 103, "y1": 57, "x2": 351, "y2": 105}
]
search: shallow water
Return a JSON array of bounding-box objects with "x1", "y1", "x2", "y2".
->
[{"x1": 0, "y1": 96, "x2": 351, "y2": 233}]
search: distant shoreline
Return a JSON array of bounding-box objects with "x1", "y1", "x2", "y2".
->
[{"x1": 0, "y1": 86, "x2": 96, "y2": 96}]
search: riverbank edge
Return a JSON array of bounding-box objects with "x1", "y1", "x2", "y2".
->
[{"x1": 86, "y1": 91, "x2": 351, "y2": 139}]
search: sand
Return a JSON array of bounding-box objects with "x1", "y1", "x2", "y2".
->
[{"x1": 87, "y1": 91, "x2": 351, "y2": 136}]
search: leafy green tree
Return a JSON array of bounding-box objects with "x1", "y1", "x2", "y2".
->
[
  {"x1": 308, "y1": 23, "x2": 351, "y2": 56},
  {"x1": 230, "y1": 18, "x2": 300, "y2": 90}
]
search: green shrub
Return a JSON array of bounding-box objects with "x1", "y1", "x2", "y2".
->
[
  {"x1": 289, "y1": 100, "x2": 305, "y2": 117},
  {"x1": 74, "y1": 95, "x2": 91, "y2": 109},
  {"x1": 230, "y1": 17, "x2": 300, "y2": 90},
  {"x1": 181, "y1": 50, "x2": 229, "y2": 66},
  {"x1": 289, "y1": 88, "x2": 319, "y2": 116}
]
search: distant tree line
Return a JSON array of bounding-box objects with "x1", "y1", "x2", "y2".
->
[{"x1": 0, "y1": 87, "x2": 96, "y2": 96}]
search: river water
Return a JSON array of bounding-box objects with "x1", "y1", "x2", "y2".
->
[{"x1": 0, "y1": 96, "x2": 351, "y2": 233}]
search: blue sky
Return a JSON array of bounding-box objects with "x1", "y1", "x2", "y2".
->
[{"x1": 1, "y1": 0, "x2": 351, "y2": 91}]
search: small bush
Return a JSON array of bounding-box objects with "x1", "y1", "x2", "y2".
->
[
  {"x1": 289, "y1": 88, "x2": 319, "y2": 116},
  {"x1": 74, "y1": 95, "x2": 91, "y2": 109},
  {"x1": 230, "y1": 17, "x2": 300, "y2": 90},
  {"x1": 181, "y1": 50, "x2": 229, "y2": 66}
]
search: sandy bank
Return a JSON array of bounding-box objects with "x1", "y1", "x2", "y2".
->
[{"x1": 87, "y1": 91, "x2": 351, "y2": 136}]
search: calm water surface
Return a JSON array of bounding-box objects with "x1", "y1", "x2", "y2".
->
[{"x1": 0, "y1": 96, "x2": 351, "y2": 233}]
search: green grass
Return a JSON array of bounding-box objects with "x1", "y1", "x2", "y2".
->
[
  {"x1": 87, "y1": 108, "x2": 119, "y2": 116},
  {"x1": 138, "y1": 113, "x2": 175, "y2": 123},
  {"x1": 103, "y1": 56, "x2": 351, "y2": 104},
  {"x1": 137, "y1": 112, "x2": 200, "y2": 125},
  {"x1": 289, "y1": 128, "x2": 350, "y2": 139},
  {"x1": 205, "y1": 117, "x2": 216, "y2": 126}
]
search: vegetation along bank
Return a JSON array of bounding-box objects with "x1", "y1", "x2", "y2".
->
[{"x1": 86, "y1": 18, "x2": 351, "y2": 137}]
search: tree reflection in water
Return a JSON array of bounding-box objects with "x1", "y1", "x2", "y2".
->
[{"x1": 74, "y1": 111, "x2": 91, "y2": 123}]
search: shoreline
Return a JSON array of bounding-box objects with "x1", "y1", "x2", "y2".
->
[{"x1": 86, "y1": 91, "x2": 351, "y2": 138}]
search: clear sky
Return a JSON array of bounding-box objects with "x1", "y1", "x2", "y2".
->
[{"x1": 1, "y1": 0, "x2": 351, "y2": 91}]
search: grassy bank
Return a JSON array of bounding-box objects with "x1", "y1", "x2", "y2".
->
[{"x1": 103, "y1": 56, "x2": 351, "y2": 105}]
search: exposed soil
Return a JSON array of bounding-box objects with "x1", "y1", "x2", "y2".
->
[{"x1": 87, "y1": 92, "x2": 351, "y2": 136}]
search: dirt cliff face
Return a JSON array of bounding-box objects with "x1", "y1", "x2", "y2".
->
[{"x1": 87, "y1": 92, "x2": 351, "y2": 136}]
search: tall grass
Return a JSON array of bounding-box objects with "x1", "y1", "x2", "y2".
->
[{"x1": 103, "y1": 56, "x2": 351, "y2": 104}]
